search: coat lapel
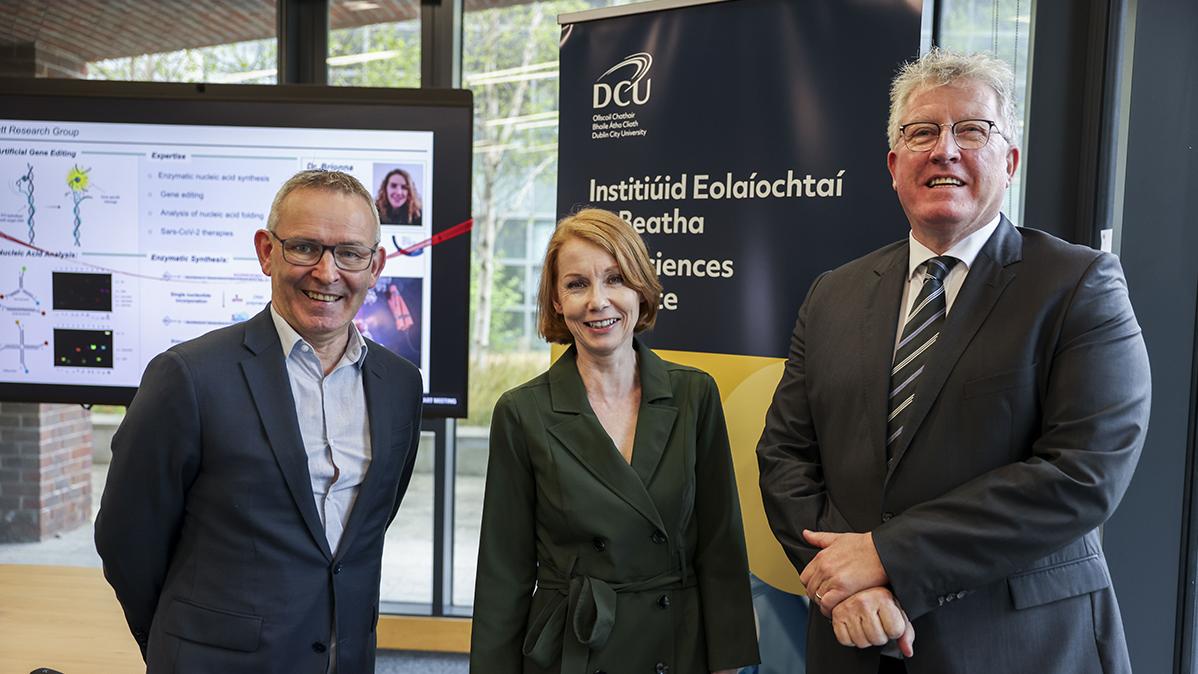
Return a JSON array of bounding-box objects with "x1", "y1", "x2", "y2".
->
[
  {"x1": 863, "y1": 245, "x2": 910, "y2": 469},
  {"x1": 240, "y1": 308, "x2": 333, "y2": 561},
  {"x1": 629, "y1": 341, "x2": 678, "y2": 487},
  {"x1": 333, "y1": 349, "x2": 393, "y2": 559},
  {"x1": 546, "y1": 345, "x2": 669, "y2": 533},
  {"x1": 887, "y1": 217, "x2": 1022, "y2": 471}
]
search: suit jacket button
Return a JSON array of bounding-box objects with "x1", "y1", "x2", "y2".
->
[
  {"x1": 312, "y1": 641, "x2": 327, "y2": 653},
  {"x1": 650, "y1": 530, "x2": 667, "y2": 544},
  {"x1": 881, "y1": 512, "x2": 894, "y2": 522},
  {"x1": 657, "y1": 594, "x2": 671, "y2": 609},
  {"x1": 333, "y1": 562, "x2": 343, "y2": 574},
  {"x1": 593, "y1": 537, "x2": 607, "y2": 552},
  {"x1": 655, "y1": 663, "x2": 669, "y2": 673},
  {"x1": 594, "y1": 670, "x2": 606, "y2": 674},
  {"x1": 956, "y1": 591, "x2": 967, "y2": 599}
]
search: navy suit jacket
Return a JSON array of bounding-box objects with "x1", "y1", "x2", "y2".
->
[
  {"x1": 758, "y1": 219, "x2": 1151, "y2": 673},
  {"x1": 96, "y1": 306, "x2": 422, "y2": 673}
]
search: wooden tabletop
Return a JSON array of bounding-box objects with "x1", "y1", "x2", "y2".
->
[{"x1": 0, "y1": 564, "x2": 143, "y2": 673}]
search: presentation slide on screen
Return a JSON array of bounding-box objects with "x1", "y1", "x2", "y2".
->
[{"x1": 0, "y1": 119, "x2": 434, "y2": 390}]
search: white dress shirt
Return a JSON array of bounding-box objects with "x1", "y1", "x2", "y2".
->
[{"x1": 894, "y1": 213, "x2": 1004, "y2": 352}]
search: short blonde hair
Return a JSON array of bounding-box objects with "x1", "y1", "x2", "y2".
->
[
  {"x1": 537, "y1": 208, "x2": 663, "y2": 345},
  {"x1": 887, "y1": 48, "x2": 1018, "y2": 149}
]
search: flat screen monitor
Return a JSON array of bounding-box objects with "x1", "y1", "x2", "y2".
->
[{"x1": 0, "y1": 78, "x2": 472, "y2": 417}]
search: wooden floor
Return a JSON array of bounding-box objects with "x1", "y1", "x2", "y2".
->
[
  {"x1": 0, "y1": 564, "x2": 473, "y2": 672},
  {"x1": 0, "y1": 564, "x2": 144, "y2": 673}
]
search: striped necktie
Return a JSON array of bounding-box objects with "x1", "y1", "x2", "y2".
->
[{"x1": 887, "y1": 255, "x2": 958, "y2": 456}]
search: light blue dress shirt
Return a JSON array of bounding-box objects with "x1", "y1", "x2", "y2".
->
[{"x1": 269, "y1": 306, "x2": 372, "y2": 556}]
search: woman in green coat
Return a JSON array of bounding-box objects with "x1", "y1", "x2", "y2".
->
[{"x1": 470, "y1": 209, "x2": 759, "y2": 674}]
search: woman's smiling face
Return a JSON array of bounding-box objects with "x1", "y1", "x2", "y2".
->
[
  {"x1": 386, "y1": 173, "x2": 409, "y2": 210},
  {"x1": 552, "y1": 236, "x2": 640, "y2": 359}
]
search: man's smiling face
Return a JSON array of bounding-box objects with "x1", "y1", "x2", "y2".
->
[
  {"x1": 255, "y1": 187, "x2": 383, "y2": 348},
  {"x1": 887, "y1": 80, "x2": 1019, "y2": 249}
]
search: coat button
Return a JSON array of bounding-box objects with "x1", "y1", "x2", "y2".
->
[
  {"x1": 594, "y1": 670, "x2": 606, "y2": 674},
  {"x1": 655, "y1": 663, "x2": 669, "y2": 673},
  {"x1": 657, "y1": 594, "x2": 671, "y2": 609},
  {"x1": 881, "y1": 512, "x2": 894, "y2": 521},
  {"x1": 311, "y1": 641, "x2": 327, "y2": 653},
  {"x1": 956, "y1": 591, "x2": 967, "y2": 599},
  {"x1": 650, "y1": 530, "x2": 667, "y2": 544},
  {"x1": 333, "y1": 562, "x2": 343, "y2": 574},
  {"x1": 593, "y1": 537, "x2": 607, "y2": 552}
]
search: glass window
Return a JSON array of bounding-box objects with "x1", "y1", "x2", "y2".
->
[
  {"x1": 495, "y1": 217, "x2": 529, "y2": 259},
  {"x1": 453, "y1": 423, "x2": 487, "y2": 607},
  {"x1": 328, "y1": 0, "x2": 420, "y2": 87},
  {"x1": 0, "y1": 2, "x2": 280, "y2": 572},
  {"x1": 381, "y1": 434, "x2": 435, "y2": 605},
  {"x1": 89, "y1": 39, "x2": 277, "y2": 85},
  {"x1": 938, "y1": 0, "x2": 1033, "y2": 220},
  {"x1": 466, "y1": 0, "x2": 634, "y2": 357},
  {"x1": 532, "y1": 222, "x2": 553, "y2": 265},
  {"x1": 0, "y1": 2, "x2": 279, "y2": 82},
  {"x1": 452, "y1": 0, "x2": 636, "y2": 610}
]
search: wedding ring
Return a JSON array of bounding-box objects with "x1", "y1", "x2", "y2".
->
[{"x1": 814, "y1": 591, "x2": 824, "y2": 602}]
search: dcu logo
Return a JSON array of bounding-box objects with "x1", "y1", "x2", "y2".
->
[{"x1": 592, "y1": 52, "x2": 652, "y2": 109}]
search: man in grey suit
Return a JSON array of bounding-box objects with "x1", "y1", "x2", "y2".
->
[
  {"x1": 95, "y1": 170, "x2": 423, "y2": 673},
  {"x1": 757, "y1": 49, "x2": 1150, "y2": 673}
]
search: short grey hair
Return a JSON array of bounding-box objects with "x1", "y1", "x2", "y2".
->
[
  {"x1": 887, "y1": 48, "x2": 1018, "y2": 150},
  {"x1": 266, "y1": 170, "x2": 381, "y2": 241}
]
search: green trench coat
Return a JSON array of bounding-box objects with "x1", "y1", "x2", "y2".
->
[{"x1": 470, "y1": 341, "x2": 760, "y2": 674}]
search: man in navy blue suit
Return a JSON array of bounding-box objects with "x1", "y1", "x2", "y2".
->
[{"x1": 96, "y1": 170, "x2": 423, "y2": 673}]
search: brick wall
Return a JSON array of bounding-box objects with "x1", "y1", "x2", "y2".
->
[{"x1": 0, "y1": 402, "x2": 92, "y2": 543}]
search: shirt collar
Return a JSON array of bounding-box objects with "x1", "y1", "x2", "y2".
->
[
  {"x1": 907, "y1": 212, "x2": 1003, "y2": 280},
  {"x1": 269, "y1": 303, "x2": 368, "y2": 368}
]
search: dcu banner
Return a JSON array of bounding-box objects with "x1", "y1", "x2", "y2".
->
[{"x1": 557, "y1": 0, "x2": 922, "y2": 359}]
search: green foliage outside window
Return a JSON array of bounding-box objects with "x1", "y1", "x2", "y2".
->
[
  {"x1": 328, "y1": 21, "x2": 420, "y2": 88},
  {"x1": 89, "y1": 38, "x2": 277, "y2": 83},
  {"x1": 938, "y1": 0, "x2": 1031, "y2": 221}
]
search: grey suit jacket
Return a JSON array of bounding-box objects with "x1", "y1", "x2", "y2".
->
[
  {"x1": 757, "y1": 218, "x2": 1150, "y2": 674},
  {"x1": 95, "y1": 306, "x2": 423, "y2": 674}
]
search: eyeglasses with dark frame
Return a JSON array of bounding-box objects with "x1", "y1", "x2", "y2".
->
[
  {"x1": 269, "y1": 231, "x2": 379, "y2": 271},
  {"x1": 898, "y1": 119, "x2": 1005, "y2": 152}
]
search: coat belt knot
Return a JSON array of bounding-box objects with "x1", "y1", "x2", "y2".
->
[{"x1": 523, "y1": 567, "x2": 693, "y2": 673}]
